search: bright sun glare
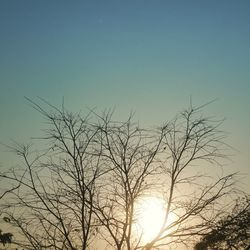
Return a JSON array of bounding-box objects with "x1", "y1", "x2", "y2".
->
[{"x1": 135, "y1": 197, "x2": 170, "y2": 243}]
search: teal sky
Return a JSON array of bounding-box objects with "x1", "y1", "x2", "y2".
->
[{"x1": 0, "y1": 1, "x2": 249, "y2": 188}]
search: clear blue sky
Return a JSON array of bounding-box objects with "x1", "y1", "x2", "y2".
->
[{"x1": 0, "y1": 1, "x2": 249, "y2": 188}]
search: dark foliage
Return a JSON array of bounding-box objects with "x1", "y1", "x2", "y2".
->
[
  {"x1": 0, "y1": 229, "x2": 13, "y2": 246},
  {"x1": 195, "y1": 196, "x2": 250, "y2": 250}
]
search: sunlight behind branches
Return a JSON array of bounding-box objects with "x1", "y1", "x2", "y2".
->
[{"x1": 134, "y1": 196, "x2": 176, "y2": 244}]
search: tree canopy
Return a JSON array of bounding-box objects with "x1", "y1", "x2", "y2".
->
[
  {"x1": 195, "y1": 196, "x2": 250, "y2": 250},
  {"x1": 0, "y1": 99, "x2": 239, "y2": 250}
]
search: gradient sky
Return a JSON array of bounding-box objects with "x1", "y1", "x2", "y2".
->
[{"x1": 0, "y1": 0, "x2": 249, "y2": 188}]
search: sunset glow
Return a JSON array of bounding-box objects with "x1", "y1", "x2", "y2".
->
[
  {"x1": 0, "y1": 1, "x2": 249, "y2": 249},
  {"x1": 135, "y1": 197, "x2": 168, "y2": 243}
]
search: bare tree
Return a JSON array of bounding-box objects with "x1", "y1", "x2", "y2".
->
[
  {"x1": 92, "y1": 104, "x2": 235, "y2": 250},
  {"x1": 142, "y1": 105, "x2": 235, "y2": 250},
  {"x1": 0, "y1": 98, "x2": 105, "y2": 249},
  {"x1": 0, "y1": 100, "x2": 237, "y2": 250},
  {"x1": 91, "y1": 112, "x2": 165, "y2": 250}
]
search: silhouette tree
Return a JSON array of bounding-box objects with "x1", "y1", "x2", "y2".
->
[
  {"x1": 0, "y1": 99, "x2": 237, "y2": 249},
  {"x1": 0, "y1": 98, "x2": 105, "y2": 249},
  {"x1": 0, "y1": 178, "x2": 17, "y2": 249},
  {"x1": 194, "y1": 195, "x2": 250, "y2": 250}
]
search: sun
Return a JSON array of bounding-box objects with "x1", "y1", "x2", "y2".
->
[{"x1": 134, "y1": 196, "x2": 167, "y2": 243}]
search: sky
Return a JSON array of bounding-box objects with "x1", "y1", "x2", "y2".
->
[{"x1": 0, "y1": 0, "x2": 249, "y2": 189}]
